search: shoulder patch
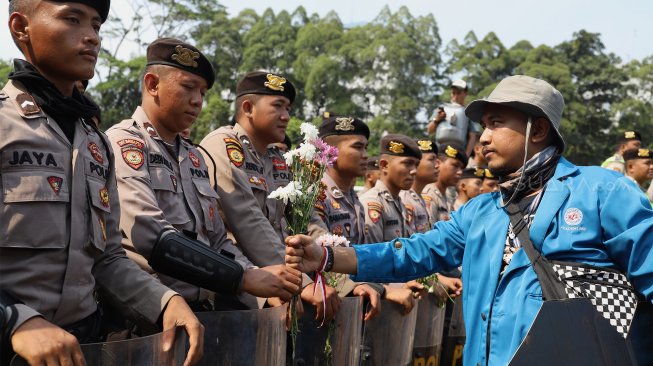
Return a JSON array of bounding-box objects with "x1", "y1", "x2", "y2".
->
[
  {"x1": 367, "y1": 201, "x2": 383, "y2": 224},
  {"x1": 121, "y1": 146, "x2": 145, "y2": 170},
  {"x1": 16, "y1": 93, "x2": 40, "y2": 115},
  {"x1": 143, "y1": 122, "x2": 158, "y2": 137},
  {"x1": 117, "y1": 138, "x2": 145, "y2": 149},
  {"x1": 0, "y1": 90, "x2": 8, "y2": 100},
  {"x1": 330, "y1": 186, "x2": 344, "y2": 198},
  {"x1": 224, "y1": 137, "x2": 244, "y2": 168}
]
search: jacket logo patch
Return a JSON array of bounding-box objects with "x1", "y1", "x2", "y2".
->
[
  {"x1": 99, "y1": 187, "x2": 110, "y2": 208},
  {"x1": 122, "y1": 148, "x2": 144, "y2": 170},
  {"x1": 272, "y1": 157, "x2": 287, "y2": 171},
  {"x1": 47, "y1": 176, "x2": 63, "y2": 194},
  {"x1": 224, "y1": 138, "x2": 244, "y2": 168},
  {"x1": 564, "y1": 208, "x2": 583, "y2": 226},
  {"x1": 170, "y1": 175, "x2": 178, "y2": 192},
  {"x1": 16, "y1": 93, "x2": 41, "y2": 115},
  {"x1": 367, "y1": 202, "x2": 383, "y2": 224},
  {"x1": 189, "y1": 151, "x2": 201, "y2": 168},
  {"x1": 88, "y1": 142, "x2": 104, "y2": 164}
]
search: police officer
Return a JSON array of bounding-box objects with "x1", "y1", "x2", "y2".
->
[
  {"x1": 106, "y1": 39, "x2": 302, "y2": 311},
  {"x1": 359, "y1": 134, "x2": 422, "y2": 242},
  {"x1": 2, "y1": 2, "x2": 202, "y2": 365},
  {"x1": 199, "y1": 71, "x2": 340, "y2": 322},
  {"x1": 481, "y1": 167, "x2": 499, "y2": 193},
  {"x1": 623, "y1": 148, "x2": 653, "y2": 207},
  {"x1": 453, "y1": 167, "x2": 484, "y2": 210},
  {"x1": 422, "y1": 145, "x2": 467, "y2": 222},
  {"x1": 601, "y1": 130, "x2": 642, "y2": 173},
  {"x1": 360, "y1": 156, "x2": 380, "y2": 195},
  {"x1": 399, "y1": 139, "x2": 438, "y2": 234}
]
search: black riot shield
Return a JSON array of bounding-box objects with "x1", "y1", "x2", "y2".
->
[
  {"x1": 411, "y1": 294, "x2": 446, "y2": 366},
  {"x1": 360, "y1": 299, "x2": 419, "y2": 366},
  {"x1": 195, "y1": 305, "x2": 286, "y2": 366},
  {"x1": 509, "y1": 298, "x2": 638, "y2": 365},
  {"x1": 10, "y1": 327, "x2": 187, "y2": 366},
  {"x1": 627, "y1": 301, "x2": 653, "y2": 366},
  {"x1": 439, "y1": 299, "x2": 465, "y2": 366},
  {"x1": 293, "y1": 297, "x2": 363, "y2": 366}
]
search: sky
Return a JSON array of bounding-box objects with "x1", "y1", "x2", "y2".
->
[{"x1": 2, "y1": 0, "x2": 652, "y2": 64}]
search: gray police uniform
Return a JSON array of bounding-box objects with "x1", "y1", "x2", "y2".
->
[
  {"x1": 400, "y1": 188, "x2": 431, "y2": 234},
  {"x1": 0, "y1": 81, "x2": 175, "y2": 334},
  {"x1": 422, "y1": 183, "x2": 452, "y2": 222},
  {"x1": 107, "y1": 107, "x2": 253, "y2": 304},
  {"x1": 359, "y1": 180, "x2": 411, "y2": 243}
]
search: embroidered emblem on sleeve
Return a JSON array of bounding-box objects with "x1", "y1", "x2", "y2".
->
[
  {"x1": 122, "y1": 148, "x2": 145, "y2": 170},
  {"x1": 367, "y1": 201, "x2": 383, "y2": 224},
  {"x1": 224, "y1": 138, "x2": 244, "y2": 167}
]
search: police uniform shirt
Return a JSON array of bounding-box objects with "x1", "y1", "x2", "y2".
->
[
  {"x1": 359, "y1": 180, "x2": 411, "y2": 243},
  {"x1": 198, "y1": 124, "x2": 295, "y2": 266},
  {"x1": 0, "y1": 81, "x2": 175, "y2": 333},
  {"x1": 399, "y1": 188, "x2": 431, "y2": 234},
  {"x1": 310, "y1": 172, "x2": 367, "y2": 244},
  {"x1": 107, "y1": 107, "x2": 254, "y2": 302},
  {"x1": 422, "y1": 182, "x2": 453, "y2": 222},
  {"x1": 601, "y1": 154, "x2": 625, "y2": 173}
]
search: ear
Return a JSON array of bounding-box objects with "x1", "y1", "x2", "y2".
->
[
  {"x1": 9, "y1": 12, "x2": 30, "y2": 47},
  {"x1": 143, "y1": 73, "x2": 160, "y2": 97},
  {"x1": 241, "y1": 98, "x2": 254, "y2": 118},
  {"x1": 379, "y1": 158, "x2": 389, "y2": 171},
  {"x1": 530, "y1": 117, "x2": 551, "y2": 144}
]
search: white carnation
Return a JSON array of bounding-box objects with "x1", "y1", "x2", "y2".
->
[
  {"x1": 300, "y1": 122, "x2": 319, "y2": 142},
  {"x1": 268, "y1": 181, "x2": 303, "y2": 205},
  {"x1": 296, "y1": 142, "x2": 317, "y2": 161}
]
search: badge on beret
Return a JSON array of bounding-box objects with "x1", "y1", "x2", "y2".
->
[
  {"x1": 625, "y1": 131, "x2": 636, "y2": 139},
  {"x1": 323, "y1": 111, "x2": 331, "y2": 119},
  {"x1": 99, "y1": 187, "x2": 110, "y2": 208},
  {"x1": 264, "y1": 74, "x2": 286, "y2": 91},
  {"x1": 445, "y1": 145, "x2": 458, "y2": 158},
  {"x1": 122, "y1": 147, "x2": 145, "y2": 170},
  {"x1": 224, "y1": 138, "x2": 244, "y2": 168},
  {"x1": 639, "y1": 149, "x2": 650, "y2": 157},
  {"x1": 367, "y1": 202, "x2": 383, "y2": 224},
  {"x1": 388, "y1": 141, "x2": 405, "y2": 154},
  {"x1": 417, "y1": 140, "x2": 433, "y2": 151},
  {"x1": 16, "y1": 93, "x2": 41, "y2": 115},
  {"x1": 171, "y1": 45, "x2": 200, "y2": 68},
  {"x1": 332, "y1": 225, "x2": 344, "y2": 236},
  {"x1": 189, "y1": 151, "x2": 201, "y2": 168},
  {"x1": 47, "y1": 176, "x2": 63, "y2": 195},
  {"x1": 484, "y1": 169, "x2": 495, "y2": 178},
  {"x1": 170, "y1": 175, "x2": 178, "y2": 192},
  {"x1": 117, "y1": 138, "x2": 145, "y2": 149},
  {"x1": 88, "y1": 142, "x2": 104, "y2": 164},
  {"x1": 474, "y1": 168, "x2": 484, "y2": 177},
  {"x1": 335, "y1": 117, "x2": 355, "y2": 131}
]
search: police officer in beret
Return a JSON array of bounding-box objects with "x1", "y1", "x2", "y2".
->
[
  {"x1": 399, "y1": 139, "x2": 439, "y2": 235},
  {"x1": 623, "y1": 148, "x2": 653, "y2": 207},
  {"x1": 2, "y1": 3, "x2": 203, "y2": 365},
  {"x1": 601, "y1": 130, "x2": 642, "y2": 173},
  {"x1": 360, "y1": 156, "x2": 380, "y2": 195},
  {"x1": 107, "y1": 39, "x2": 302, "y2": 313},
  {"x1": 481, "y1": 168, "x2": 499, "y2": 193},
  {"x1": 453, "y1": 167, "x2": 484, "y2": 210},
  {"x1": 422, "y1": 144, "x2": 467, "y2": 222},
  {"x1": 199, "y1": 71, "x2": 340, "y2": 322}
]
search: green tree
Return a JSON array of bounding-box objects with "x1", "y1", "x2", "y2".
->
[{"x1": 0, "y1": 59, "x2": 12, "y2": 89}]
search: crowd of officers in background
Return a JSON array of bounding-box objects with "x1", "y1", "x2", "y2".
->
[{"x1": 1, "y1": 2, "x2": 652, "y2": 362}]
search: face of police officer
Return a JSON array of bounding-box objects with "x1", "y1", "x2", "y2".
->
[
  {"x1": 9, "y1": 1, "x2": 102, "y2": 95},
  {"x1": 620, "y1": 140, "x2": 642, "y2": 154},
  {"x1": 381, "y1": 155, "x2": 418, "y2": 192},
  {"x1": 479, "y1": 104, "x2": 551, "y2": 177},
  {"x1": 437, "y1": 157, "x2": 463, "y2": 188},
  {"x1": 460, "y1": 178, "x2": 482, "y2": 199},
  {"x1": 481, "y1": 179, "x2": 499, "y2": 194},
  {"x1": 627, "y1": 158, "x2": 653, "y2": 184},
  {"x1": 416, "y1": 152, "x2": 439, "y2": 183},
  {"x1": 365, "y1": 169, "x2": 380, "y2": 187},
  {"x1": 247, "y1": 95, "x2": 291, "y2": 145},
  {"x1": 451, "y1": 87, "x2": 467, "y2": 105},
  {"x1": 144, "y1": 67, "x2": 206, "y2": 140},
  {"x1": 331, "y1": 135, "x2": 369, "y2": 179}
]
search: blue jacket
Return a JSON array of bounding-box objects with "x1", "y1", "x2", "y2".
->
[{"x1": 351, "y1": 158, "x2": 653, "y2": 365}]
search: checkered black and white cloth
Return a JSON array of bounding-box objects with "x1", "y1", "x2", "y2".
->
[{"x1": 552, "y1": 264, "x2": 638, "y2": 338}]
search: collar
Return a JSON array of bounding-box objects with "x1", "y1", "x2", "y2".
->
[{"x1": 233, "y1": 123, "x2": 255, "y2": 151}]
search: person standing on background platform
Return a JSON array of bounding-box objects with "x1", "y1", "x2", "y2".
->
[
  {"x1": 1, "y1": 1, "x2": 203, "y2": 365},
  {"x1": 199, "y1": 71, "x2": 340, "y2": 322},
  {"x1": 107, "y1": 38, "x2": 302, "y2": 313},
  {"x1": 427, "y1": 79, "x2": 481, "y2": 157},
  {"x1": 601, "y1": 130, "x2": 642, "y2": 173}
]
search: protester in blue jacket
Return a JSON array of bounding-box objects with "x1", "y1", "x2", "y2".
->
[{"x1": 285, "y1": 75, "x2": 653, "y2": 366}]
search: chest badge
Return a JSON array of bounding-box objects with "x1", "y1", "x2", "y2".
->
[
  {"x1": 189, "y1": 151, "x2": 201, "y2": 168},
  {"x1": 564, "y1": 207, "x2": 583, "y2": 226},
  {"x1": 47, "y1": 176, "x2": 63, "y2": 195},
  {"x1": 99, "y1": 186, "x2": 110, "y2": 208},
  {"x1": 88, "y1": 142, "x2": 104, "y2": 164},
  {"x1": 332, "y1": 225, "x2": 343, "y2": 236}
]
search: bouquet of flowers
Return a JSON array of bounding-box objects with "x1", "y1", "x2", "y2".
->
[
  {"x1": 416, "y1": 273, "x2": 454, "y2": 306},
  {"x1": 315, "y1": 233, "x2": 350, "y2": 365},
  {"x1": 268, "y1": 123, "x2": 338, "y2": 358}
]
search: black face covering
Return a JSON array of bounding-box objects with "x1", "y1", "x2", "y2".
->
[{"x1": 8, "y1": 59, "x2": 101, "y2": 142}]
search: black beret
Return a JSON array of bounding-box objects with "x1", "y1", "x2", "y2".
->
[
  {"x1": 38, "y1": 0, "x2": 110, "y2": 23},
  {"x1": 461, "y1": 167, "x2": 485, "y2": 180},
  {"x1": 367, "y1": 157, "x2": 379, "y2": 170},
  {"x1": 380, "y1": 134, "x2": 422, "y2": 160},
  {"x1": 236, "y1": 71, "x2": 296, "y2": 103},
  {"x1": 623, "y1": 148, "x2": 651, "y2": 161},
  {"x1": 483, "y1": 168, "x2": 498, "y2": 180},
  {"x1": 618, "y1": 130, "x2": 642, "y2": 143},
  {"x1": 319, "y1": 115, "x2": 370, "y2": 139},
  {"x1": 146, "y1": 38, "x2": 215, "y2": 89},
  {"x1": 438, "y1": 144, "x2": 468, "y2": 166},
  {"x1": 416, "y1": 139, "x2": 437, "y2": 154}
]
